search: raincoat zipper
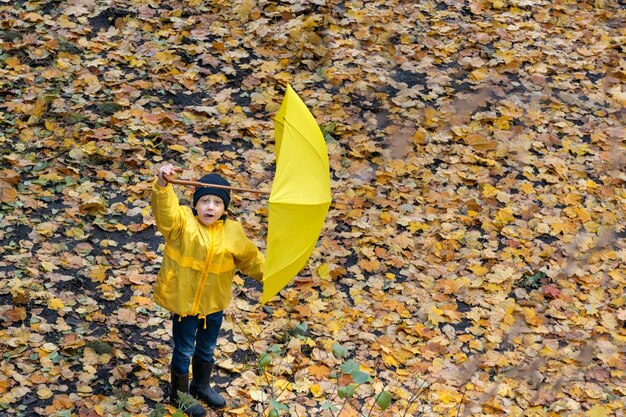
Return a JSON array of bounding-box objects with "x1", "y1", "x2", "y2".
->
[{"x1": 191, "y1": 224, "x2": 216, "y2": 316}]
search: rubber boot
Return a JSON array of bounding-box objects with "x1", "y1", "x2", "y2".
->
[
  {"x1": 189, "y1": 357, "x2": 226, "y2": 409},
  {"x1": 170, "y1": 369, "x2": 207, "y2": 417}
]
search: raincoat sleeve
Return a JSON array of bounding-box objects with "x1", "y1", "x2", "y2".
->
[
  {"x1": 151, "y1": 179, "x2": 187, "y2": 241},
  {"x1": 232, "y1": 222, "x2": 265, "y2": 282}
]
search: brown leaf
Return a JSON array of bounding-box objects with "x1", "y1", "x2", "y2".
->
[
  {"x1": 3, "y1": 307, "x2": 26, "y2": 324},
  {"x1": 0, "y1": 180, "x2": 18, "y2": 203},
  {"x1": 462, "y1": 133, "x2": 497, "y2": 151},
  {"x1": 308, "y1": 364, "x2": 330, "y2": 380},
  {"x1": 542, "y1": 284, "x2": 561, "y2": 299}
]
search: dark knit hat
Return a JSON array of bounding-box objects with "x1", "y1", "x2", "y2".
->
[{"x1": 192, "y1": 174, "x2": 231, "y2": 212}]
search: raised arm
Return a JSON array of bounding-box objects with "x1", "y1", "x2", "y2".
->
[{"x1": 151, "y1": 163, "x2": 186, "y2": 240}]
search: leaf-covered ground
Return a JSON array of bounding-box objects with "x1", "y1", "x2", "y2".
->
[{"x1": 1, "y1": 0, "x2": 625, "y2": 416}]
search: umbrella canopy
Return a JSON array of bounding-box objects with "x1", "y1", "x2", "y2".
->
[{"x1": 262, "y1": 85, "x2": 332, "y2": 304}]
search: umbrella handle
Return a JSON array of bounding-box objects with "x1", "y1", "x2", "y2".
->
[{"x1": 163, "y1": 168, "x2": 270, "y2": 195}]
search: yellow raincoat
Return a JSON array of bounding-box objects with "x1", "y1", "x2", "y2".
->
[{"x1": 151, "y1": 180, "x2": 264, "y2": 317}]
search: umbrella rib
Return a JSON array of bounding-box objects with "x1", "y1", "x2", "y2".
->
[{"x1": 283, "y1": 119, "x2": 329, "y2": 166}]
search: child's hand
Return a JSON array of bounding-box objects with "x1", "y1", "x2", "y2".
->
[{"x1": 157, "y1": 163, "x2": 175, "y2": 187}]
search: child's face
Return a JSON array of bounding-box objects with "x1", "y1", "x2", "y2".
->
[{"x1": 195, "y1": 194, "x2": 225, "y2": 226}]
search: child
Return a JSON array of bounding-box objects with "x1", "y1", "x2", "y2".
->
[{"x1": 151, "y1": 163, "x2": 265, "y2": 416}]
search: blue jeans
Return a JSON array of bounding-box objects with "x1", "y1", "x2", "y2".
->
[{"x1": 171, "y1": 311, "x2": 224, "y2": 375}]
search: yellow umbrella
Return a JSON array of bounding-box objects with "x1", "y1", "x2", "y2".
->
[{"x1": 262, "y1": 85, "x2": 332, "y2": 304}]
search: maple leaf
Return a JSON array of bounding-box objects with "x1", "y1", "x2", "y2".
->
[
  {"x1": 0, "y1": 180, "x2": 18, "y2": 203},
  {"x1": 542, "y1": 284, "x2": 561, "y2": 299},
  {"x1": 308, "y1": 364, "x2": 330, "y2": 380}
]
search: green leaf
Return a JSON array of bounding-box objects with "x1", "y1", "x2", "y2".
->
[
  {"x1": 68, "y1": 113, "x2": 84, "y2": 123},
  {"x1": 258, "y1": 352, "x2": 272, "y2": 368},
  {"x1": 319, "y1": 121, "x2": 339, "y2": 143},
  {"x1": 149, "y1": 405, "x2": 167, "y2": 417},
  {"x1": 269, "y1": 344, "x2": 282, "y2": 353},
  {"x1": 351, "y1": 369, "x2": 370, "y2": 384},
  {"x1": 332, "y1": 342, "x2": 348, "y2": 359},
  {"x1": 339, "y1": 359, "x2": 359, "y2": 374},
  {"x1": 320, "y1": 401, "x2": 339, "y2": 412},
  {"x1": 294, "y1": 322, "x2": 308, "y2": 337},
  {"x1": 269, "y1": 400, "x2": 288, "y2": 412},
  {"x1": 96, "y1": 102, "x2": 123, "y2": 115},
  {"x1": 338, "y1": 383, "x2": 358, "y2": 399},
  {"x1": 375, "y1": 391, "x2": 392, "y2": 411},
  {"x1": 520, "y1": 271, "x2": 546, "y2": 290}
]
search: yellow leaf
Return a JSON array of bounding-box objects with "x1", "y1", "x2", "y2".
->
[
  {"x1": 520, "y1": 183, "x2": 534, "y2": 194},
  {"x1": 77, "y1": 385, "x2": 93, "y2": 395},
  {"x1": 563, "y1": 193, "x2": 581, "y2": 205},
  {"x1": 49, "y1": 298, "x2": 64, "y2": 310},
  {"x1": 37, "y1": 388, "x2": 53, "y2": 399},
  {"x1": 455, "y1": 276, "x2": 471, "y2": 288},
  {"x1": 574, "y1": 206, "x2": 592, "y2": 223},
  {"x1": 31, "y1": 97, "x2": 46, "y2": 117},
  {"x1": 274, "y1": 72, "x2": 293, "y2": 83},
  {"x1": 438, "y1": 388, "x2": 462, "y2": 404},
  {"x1": 482, "y1": 184, "x2": 499, "y2": 198},
  {"x1": 35, "y1": 222, "x2": 57, "y2": 237},
  {"x1": 588, "y1": 406, "x2": 609, "y2": 417},
  {"x1": 384, "y1": 355, "x2": 400, "y2": 367},
  {"x1": 408, "y1": 221, "x2": 428, "y2": 233},
  {"x1": 94, "y1": 405, "x2": 105, "y2": 416},
  {"x1": 495, "y1": 207, "x2": 515, "y2": 225},
  {"x1": 310, "y1": 384, "x2": 323, "y2": 397},
  {"x1": 317, "y1": 263, "x2": 331, "y2": 280},
  {"x1": 469, "y1": 339, "x2": 483, "y2": 350},
  {"x1": 427, "y1": 305, "x2": 445, "y2": 326},
  {"x1": 423, "y1": 107, "x2": 439, "y2": 127},
  {"x1": 540, "y1": 344, "x2": 557, "y2": 357},
  {"x1": 100, "y1": 239, "x2": 118, "y2": 247},
  {"x1": 521, "y1": 307, "x2": 542, "y2": 326},
  {"x1": 485, "y1": 265, "x2": 515, "y2": 284},
  {"x1": 88, "y1": 265, "x2": 108, "y2": 282},
  {"x1": 380, "y1": 212, "x2": 393, "y2": 224},
  {"x1": 235, "y1": 0, "x2": 254, "y2": 20},
  {"x1": 469, "y1": 264, "x2": 489, "y2": 276},
  {"x1": 80, "y1": 198, "x2": 106, "y2": 213},
  {"x1": 470, "y1": 67, "x2": 489, "y2": 81},
  {"x1": 128, "y1": 56, "x2": 145, "y2": 68},
  {"x1": 81, "y1": 74, "x2": 101, "y2": 94},
  {"x1": 155, "y1": 51, "x2": 178, "y2": 64},
  {"x1": 40, "y1": 261, "x2": 58, "y2": 272},
  {"x1": 494, "y1": 49, "x2": 516, "y2": 64},
  {"x1": 327, "y1": 320, "x2": 342, "y2": 334},
  {"x1": 126, "y1": 396, "x2": 144, "y2": 406},
  {"x1": 169, "y1": 144, "x2": 186, "y2": 153},
  {"x1": 58, "y1": 16, "x2": 77, "y2": 29},
  {"x1": 493, "y1": 115, "x2": 510, "y2": 130}
]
